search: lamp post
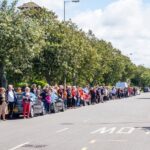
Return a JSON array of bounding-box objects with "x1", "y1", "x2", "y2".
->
[
  {"x1": 63, "y1": 0, "x2": 79, "y2": 87},
  {"x1": 64, "y1": 0, "x2": 80, "y2": 21}
]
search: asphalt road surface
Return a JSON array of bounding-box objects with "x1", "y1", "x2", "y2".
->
[{"x1": 1, "y1": 93, "x2": 150, "y2": 150}]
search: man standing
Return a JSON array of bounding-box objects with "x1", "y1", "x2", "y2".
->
[{"x1": 6, "y1": 85, "x2": 17, "y2": 119}]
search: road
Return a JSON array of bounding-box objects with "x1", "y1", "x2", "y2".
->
[{"x1": 1, "y1": 93, "x2": 150, "y2": 150}]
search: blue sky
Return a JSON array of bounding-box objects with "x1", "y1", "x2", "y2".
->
[
  {"x1": 64, "y1": 0, "x2": 117, "y2": 20},
  {"x1": 6, "y1": 0, "x2": 150, "y2": 67}
]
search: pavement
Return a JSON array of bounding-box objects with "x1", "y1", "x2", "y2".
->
[{"x1": 1, "y1": 93, "x2": 150, "y2": 150}]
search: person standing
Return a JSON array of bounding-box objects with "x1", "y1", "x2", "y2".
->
[
  {"x1": 45, "y1": 89, "x2": 51, "y2": 113},
  {"x1": 22, "y1": 87, "x2": 32, "y2": 119},
  {"x1": 62, "y1": 88, "x2": 68, "y2": 109},
  {"x1": 0, "y1": 88, "x2": 8, "y2": 121},
  {"x1": 72, "y1": 87, "x2": 77, "y2": 108},
  {"x1": 6, "y1": 85, "x2": 17, "y2": 119},
  {"x1": 40, "y1": 86, "x2": 49, "y2": 113},
  {"x1": 31, "y1": 84, "x2": 37, "y2": 95},
  {"x1": 90, "y1": 87, "x2": 96, "y2": 104},
  {"x1": 67, "y1": 87, "x2": 72, "y2": 108},
  {"x1": 111, "y1": 87, "x2": 116, "y2": 100}
]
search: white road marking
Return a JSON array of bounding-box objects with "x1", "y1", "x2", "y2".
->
[
  {"x1": 8, "y1": 142, "x2": 29, "y2": 150},
  {"x1": 81, "y1": 147, "x2": 88, "y2": 150},
  {"x1": 146, "y1": 131, "x2": 150, "y2": 135},
  {"x1": 117, "y1": 127, "x2": 135, "y2": 134},
  {"x1": 56, "y1": 128, "x2": 69, "y2": 133},
  {"x1": 90, "y1": 139, "x2": 96, "y2": 144},
  {"x1": 90, "y1": 127, "x2": 116, "y2": 134}
]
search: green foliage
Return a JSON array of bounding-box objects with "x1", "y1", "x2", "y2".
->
[
  {"x1": 0, "y1": 0, "x2": 44, "y2": 86},
  {"x1": 31, "y1": 80, "x2": 47, "y2": 87},
  {"x1": 15, "y1": 82, "x2": 29, "y2": 88}
]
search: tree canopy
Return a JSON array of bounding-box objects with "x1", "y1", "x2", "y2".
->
[{"x1": 0, "y1": 0, "x2": 150, "y2": 88}]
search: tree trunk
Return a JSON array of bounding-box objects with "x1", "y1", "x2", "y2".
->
[
  {"x1": 72, "y1": 72, "x2": 77, "y2": 86},
  {"x1": 0, "y1": 64, "x2": 7, "y2": 88}
]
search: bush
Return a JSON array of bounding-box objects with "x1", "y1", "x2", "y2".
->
[
  {"x1": 15, "y1": 82, "x2": 29, "y2": 88},
  {"x1": 31, "y1": 80, "x2": 48, "y2": 87}
]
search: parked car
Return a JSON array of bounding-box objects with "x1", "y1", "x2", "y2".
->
[
  {"x1": 50, "y1": 91, "x2": 65, "y2": 113},
  {"x1": 144, "y1": 87, "x2": 150, "y2": 92},
  {"x1": 116, "y1": 82, "x2": 128, "y2": 89},
  {"x1": 13, "y1": 93, "x2": 46, "y2": 118}
]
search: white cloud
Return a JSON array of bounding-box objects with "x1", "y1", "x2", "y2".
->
[{"x1": 73, "y1": 0, "x2": 150, "y2": 67}]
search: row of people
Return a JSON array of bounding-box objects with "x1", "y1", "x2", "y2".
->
[{"x1": 0, "y1": 84, "x2": 139, "y2": 121}]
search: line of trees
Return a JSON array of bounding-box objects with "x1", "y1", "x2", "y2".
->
[{"x1": 0, "y1": 0, "x2": 150, "y2": 88}]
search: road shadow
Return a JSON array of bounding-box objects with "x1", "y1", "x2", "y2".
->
[
  {"x1": 135, "y1": 127, "x2": 150, "y2": 133},
  {"x1": 84, "y1": 121, "x2": 150, "y2": 125},
  {"x1": 136, "y1": 98, "x2": 150, "y2": 99},
  {"x1": 61, "y1": 122, "x2": 74, "y2": 125}
]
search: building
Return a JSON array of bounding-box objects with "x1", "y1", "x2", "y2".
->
[{"x1": 18, "y1": 2, "x2": 41, "y2": 10}]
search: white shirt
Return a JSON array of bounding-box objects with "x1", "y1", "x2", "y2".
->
[{"x1": 8, "y1": 91, "x2": 15, "y2": 102}]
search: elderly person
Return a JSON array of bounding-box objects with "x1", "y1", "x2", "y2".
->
[
  {"x1": 0, "y1": 88, "x2": 8, "y2": 121},
  {"x1": 22, "y1": 87, "x2": 33, "y2": 119},
  {"x1": 6, "y1": 85, "x2": 17, "y2": 119}
]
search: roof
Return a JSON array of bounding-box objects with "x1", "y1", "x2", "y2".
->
[{"x1": 18, "y1": 2, "x2": 41, "y2": 9}]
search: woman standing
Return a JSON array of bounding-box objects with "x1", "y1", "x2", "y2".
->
[
  {"x1": 22, "y1": 87, "x2": 32, "y2": 119},
  {"x1": 0, "y1": 88, "x2": 8, "y2": 121}
]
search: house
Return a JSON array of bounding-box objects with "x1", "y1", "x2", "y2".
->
[{"x1": 18, "y1": 2, "x2": 41, "y2": 10}]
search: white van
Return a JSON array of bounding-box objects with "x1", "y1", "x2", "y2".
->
[{"x1": 116, "y1": 82, "x2": 128, "y2": 89}]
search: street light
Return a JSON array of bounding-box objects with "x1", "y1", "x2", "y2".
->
[
  {"x1": 64, "y1": 0, "x2": 80, "y2": 21},
  {"x1": 63, "y1": 0, "x2": 80, "y2": 87}
]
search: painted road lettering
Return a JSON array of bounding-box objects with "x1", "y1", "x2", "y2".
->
[
  {"x1": 91, "y1": 127, "x2": 116, "y2": 134},
  {"x1": 117, "y1": 127, "x2": 135, "y2": 134},
  {"x1": 91, "y1": 127, "x2": 150, "y2": 135}
]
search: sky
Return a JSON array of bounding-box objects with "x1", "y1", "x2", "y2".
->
[{"x1": 8, "y1": 0, "x2": 150, "y2": 67}]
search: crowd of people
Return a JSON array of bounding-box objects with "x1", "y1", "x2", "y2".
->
[{"x1": 0, "y1": 84, "x2": 140, "y2": 121}]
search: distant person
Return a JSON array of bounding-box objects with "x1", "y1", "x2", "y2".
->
[
  {"x1": 31, "y1": 84, "x2": 37, "y2": 95},
  {"x1": 40, "y1": 86, "x2": 49, "y2": 113},
  {"x1": 16, "y1": 87, "x2": 22, "y2": 94},
  {"x1": 67, "y1": 87, "x2": 72, "y2": 108},
  {"x1": 45, "y1": 89, "x2": 51, "y2": 113},
  {"x1": 62, "y1": 88, "x2": 67, "y2": 109},
  {"x1": 90, "y1": 88, "x2": 96, "y2": 104},
  {"x1": 0, "y1": 88, "x2": 8, "y2": 121},
  {"x1": 6, "y1": 85, "x2": 17, "y2": 119},
  {"x1": 22, "y1": 87, "x2": 32, "y2": 119},
  {"x1": 111, "y1": 87, "x2": 116, "y2": 100}
]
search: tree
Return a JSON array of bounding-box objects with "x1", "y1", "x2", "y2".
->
[{"x1": 0, "y1": 0, "x2": 44, "y2": 87}]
